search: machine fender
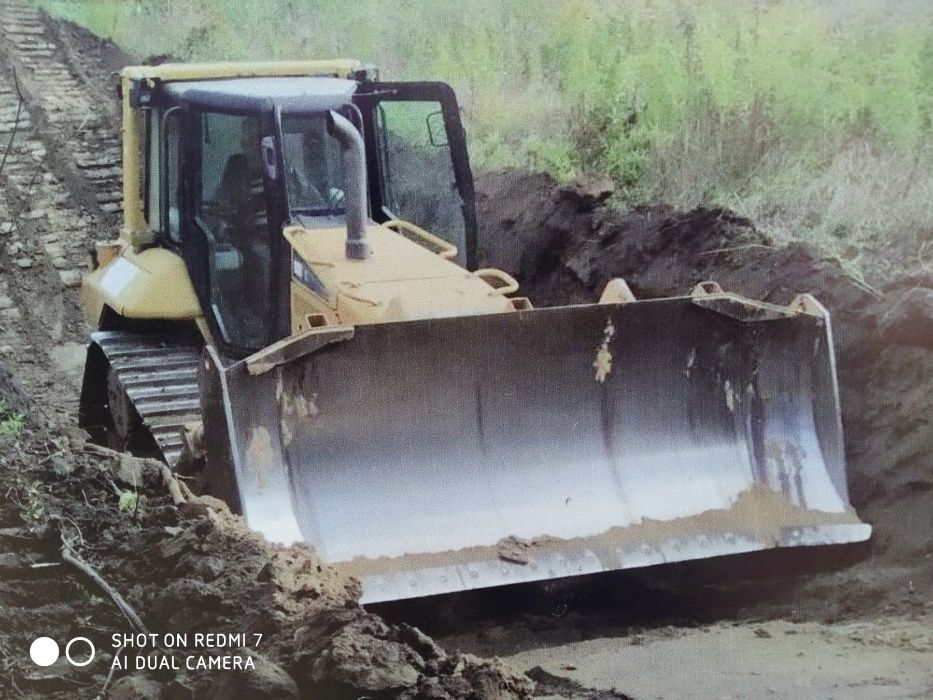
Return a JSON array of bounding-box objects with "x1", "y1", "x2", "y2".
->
[{"x1": 80, "y1": 247, "x2": 201, "y2": 325}]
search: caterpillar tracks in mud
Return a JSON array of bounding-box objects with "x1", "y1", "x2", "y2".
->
[
  {"x1": 0, "y1": 3, "x2": 109, "y2": 408},
  {"x1": 81, "y1": 332, "x2": 203, "y2": 467},
  {"x1": 0, "y1": 0, "x2": 124, "y2": 220},
  {"x1": 0, "y1": 0, "x2": 143, "y2": 416}
]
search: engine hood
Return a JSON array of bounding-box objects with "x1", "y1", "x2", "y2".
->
[{"x1": 284, "y1": 223, "x2": 517, "y2": 324}]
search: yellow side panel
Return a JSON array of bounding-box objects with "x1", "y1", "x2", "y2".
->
[{"x1": 81, "y1": 246, "x2": 202, "y2": 327}]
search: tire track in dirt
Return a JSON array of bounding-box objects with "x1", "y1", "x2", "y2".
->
[
  {"x1": 0, "y1": 0, "x2": 126, "y2": 417},
  {"x1": 0, "y1": 0, "x2": 124, "y2": 219}
]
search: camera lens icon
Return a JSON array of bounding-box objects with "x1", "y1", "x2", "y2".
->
[
  {"x1": 29, "y1": 637, "x2": 95, "y2": 667},
  {"x1": 29, "y1": 637, "x2": 59, "y2": 667},
  {"x1": 66, "y1": 638, "x2": 95, "y2": 666}
]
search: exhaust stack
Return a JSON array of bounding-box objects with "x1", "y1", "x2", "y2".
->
[{"x1": 326, "y1": 110, "x2": 369, "y2": 260}]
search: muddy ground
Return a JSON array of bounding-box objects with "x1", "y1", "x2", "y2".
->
[
  {"x1": 0, "y1": 405, "x2": 533, "y2": 699},
  {"x1": 0, "y1": 5, "x2": 931, "y2": 699}
]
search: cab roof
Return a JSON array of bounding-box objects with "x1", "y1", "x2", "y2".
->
[
  {"x1": 121, "y1": 61, "x2": 368, "y2": 112},
  {"x1": 162, "y1": 76, "x2": 358, "y2": 111}
]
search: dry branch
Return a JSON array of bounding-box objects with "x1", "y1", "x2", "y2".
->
[
  {"x1": 61, "y1": 544, "x2": 149, "y2": 634},
  {"x1": 157, "y1": 461, "x2": 189, "y2": 505}
]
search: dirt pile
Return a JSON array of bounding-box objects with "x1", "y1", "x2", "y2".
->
[
  {"x1": 0, "y1": 366, "x2": 532, "y2": 699},
  {"x1": 476, "y1": 170, "x2": 933, "y2": 614}
]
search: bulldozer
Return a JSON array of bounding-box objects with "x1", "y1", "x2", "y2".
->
[{"x1": 79, "y1": 61, "x2": 870, "y2": 604}]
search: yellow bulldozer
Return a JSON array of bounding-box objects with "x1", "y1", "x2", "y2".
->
[{"x1": 78, "y1": 61, "x2": 870, "y2": 603}]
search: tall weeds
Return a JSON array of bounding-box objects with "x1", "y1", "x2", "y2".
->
[{"x1": 42, "y1": 0, "x2": 933, "y2": 268}]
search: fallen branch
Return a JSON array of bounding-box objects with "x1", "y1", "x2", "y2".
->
[
  {"x1": 59, "y1": 516, "x2": 85, "y2": 548},
  {"x1": 0, "y1": 67, "x2": 24, "y2": 180},
  {"x1": 61, "y1": 544, "x2": 149, "y2": 634},
  {"x1": 699, "y1": 243, "x2": 774, "y2": 255},
  {"x1": 94, "y1": 659, "x2": 118, "y2": 700},
  {"x1": 82, "y1": 441, "x2": 194, "y2": 503},
  {"x1": 157, "y1": 461, "x2": 189, "y2": 505},
  {"x1": 179, "y1": 480, "x2": 196, "y2": 501},
  {"x1": 81, "y1": 442, "x2": 121, "y2": 459}
]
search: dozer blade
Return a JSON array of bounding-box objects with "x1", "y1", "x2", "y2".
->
[{"x1": 199, "y1": 290, "x2": 870, "y2": 603}]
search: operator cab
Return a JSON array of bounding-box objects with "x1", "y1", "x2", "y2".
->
[{"x1": 140, "y1": 74, "x2": 476, "y2": 355}]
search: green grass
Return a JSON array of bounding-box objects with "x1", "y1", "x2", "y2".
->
[
  {"x1": 40, "y1": 0, "x2": 933, "y2": 273},
  {"x1": 0, "y1": 400, "x2": 25, "y2": 439}
]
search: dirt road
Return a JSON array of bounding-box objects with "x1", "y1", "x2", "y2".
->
[{"x1": 505, "y1": 617, "x2": 933, "y2": 699}]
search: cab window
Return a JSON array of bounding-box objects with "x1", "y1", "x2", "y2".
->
[
  {"x1": 163, "y1": 112, "x2": 182, "y2": 242},
  {"x1": 281, "y1": 114, "x2": 346, "y2": 214},
  {"x1": 374, "y1": 101, "x2": 466, "y2": 264},
  {"x1": 144, "y1": 109, "x2": 184, "y2": 244},
  {"x1": 145, "y1": 110, "x2": 161, "y2": 235}
]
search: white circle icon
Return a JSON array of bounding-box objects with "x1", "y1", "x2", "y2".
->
[
  {"x1": 29, "y1": 637, "x2": 60, "y2": 666},
  {"x1": 65, "y1": 637, "x2": 95, "y2": 667}
]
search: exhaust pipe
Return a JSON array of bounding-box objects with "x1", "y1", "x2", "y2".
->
[{"x1": 326, "y1": 110, "x2": 369, "y2": 260}]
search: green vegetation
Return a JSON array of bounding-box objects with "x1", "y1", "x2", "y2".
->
[
  {"x1": 111, "y1": 478, "x2": 143, "y2": 515},
  {"x1": 0, "y1": 400, "x2": 25, "y2": 439},
  {"x1": 18, "y1": 482, "x2": 44, "y2": 525},
  {"x1": 41, "y1": 0, "x2": 933, "y2": 265}
]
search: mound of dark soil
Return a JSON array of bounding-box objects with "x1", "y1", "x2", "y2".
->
[
  {"x1": 0, "y1": 360, "x2": 29, "y2": 415},
  {"x1": 476, "y1": 170, "x2": 933, "y2": 615},
  {"x1": 0, "y1": 363, "x2": 532, "y2": 699}
]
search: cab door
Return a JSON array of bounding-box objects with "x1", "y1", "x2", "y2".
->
[
  {"x1": 177, "y1": 97, "x2": 289, "y2": 357},
  {"x1": 355, "y1": 82, "x2": 477, "y2": 269}
]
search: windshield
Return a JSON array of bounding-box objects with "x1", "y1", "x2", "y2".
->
[{"x1": 281, "y1": 114, "x2": 346, "y2": 214}]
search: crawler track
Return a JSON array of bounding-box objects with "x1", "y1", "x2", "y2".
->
[
  {"x1": 0, "y1": 0, "x2": 123, "y2": 219},
  {"x1": 85, "y1": 332, "x2": 201, "y2": 466}
]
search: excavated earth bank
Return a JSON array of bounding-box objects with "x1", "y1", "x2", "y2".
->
[{"x1": 476, "y1": 171, "x2": 932, "y2": 619}]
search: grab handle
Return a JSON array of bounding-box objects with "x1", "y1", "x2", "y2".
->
[
  {"x1": 474, "y1": 268, "x2": 520, "y2": 295},
  {"x1": 384, "y1": 219, "x2": 458, "y2": 260}
]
